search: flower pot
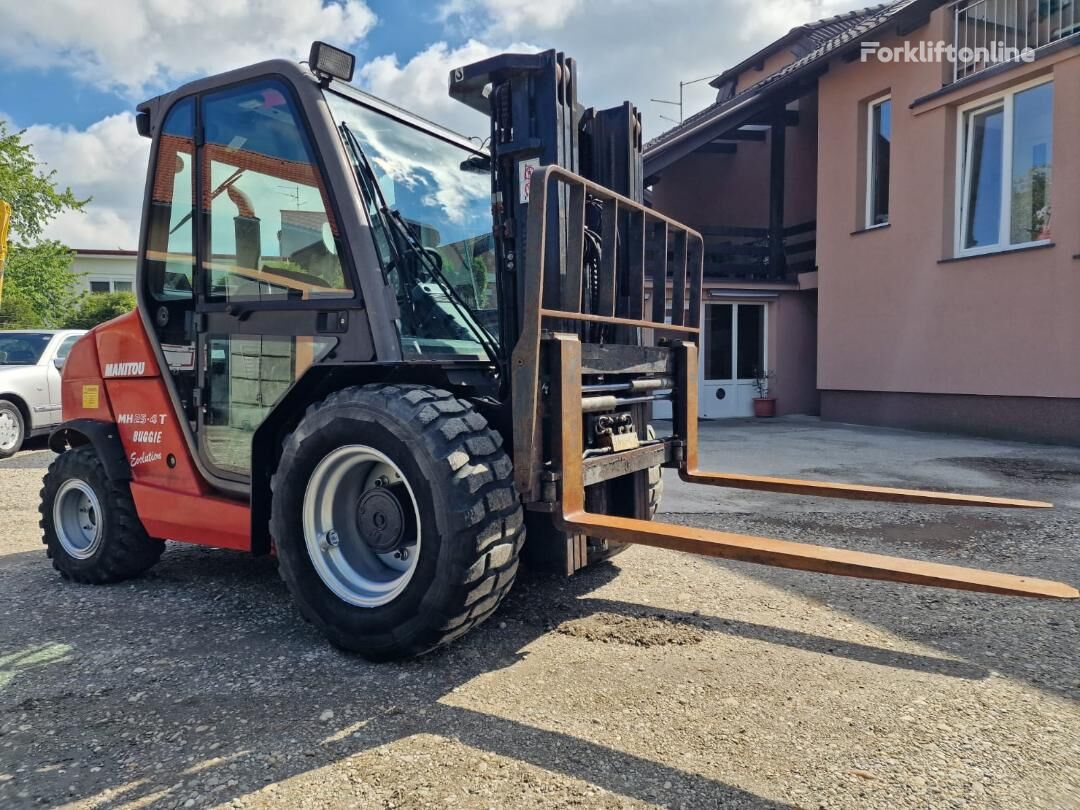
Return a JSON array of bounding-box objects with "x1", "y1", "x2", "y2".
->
[{"x1": 753, "y1": 398, "x2": 777, "y2": 418}]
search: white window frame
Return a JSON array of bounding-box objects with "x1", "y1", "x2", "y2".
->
[
  {"x1": 701, "y1": 301, "x2": 769, "y2": 384},
  {"x1": 954, "y1": 75, "x2": 1054, "y2": 258},
  {"x1": 87, "y1": 277, "x2": 134, "y2": 293},
  {"x1": 865, "y1": 94, "x2": 892, "y2": 229}
]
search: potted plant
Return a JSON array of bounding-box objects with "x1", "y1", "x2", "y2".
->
[{"x1": 752, "y1": 369, "x2": 777, "y2": 418}]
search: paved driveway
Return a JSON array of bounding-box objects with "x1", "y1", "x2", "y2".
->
[{"x1": 1, "y1": 418, "x2": 1077, "y2": 808}]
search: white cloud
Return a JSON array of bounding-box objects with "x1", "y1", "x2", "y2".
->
[
  {"x1": 23, "y1": 113, "x2": 149, "y2": 248},
  {"x1": 440, "y1": 0, "x2": 582, "y2": 33},
  {"x1": 358, "y1": 38, "x2": 539, "y2": 138},
  {"x1": 0, "y1": 0, "x2": 376, "y2": 98},
  {"x1": 433, "y1": 0, "x2": 871, "y2": 140},
  {"x1": 743, "y1": 1, "x2": 871, "y2": 42},
  {"x1": 8, "y1": 0, "x2": 873, "y2": 250}
]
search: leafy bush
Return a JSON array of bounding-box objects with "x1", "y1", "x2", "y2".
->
[
  {"x1": 66, "y1": 292, "x2": 137, "y2": 329},
  {"x1": 0, "y1": 287, "x2": 44, "y2": 328}
]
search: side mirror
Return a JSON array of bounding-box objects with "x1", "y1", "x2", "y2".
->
[{"x1": 53, "y1": 357, "x2": 66, "y2": 371}]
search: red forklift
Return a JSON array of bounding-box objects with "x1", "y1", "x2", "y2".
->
[{"x1": 39, "y1": 43, "x2": 1076, "y2": 660}]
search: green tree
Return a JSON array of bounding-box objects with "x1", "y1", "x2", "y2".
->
[
  {"x1": 0, "y1": 241, "x2": 79, "y2": 327},
  {"x1": 66, "y1": 291, "x2": 137, "y2": 329},
  {"x1": 0, "y1": 120, "x2": 86, "y2": 328}
]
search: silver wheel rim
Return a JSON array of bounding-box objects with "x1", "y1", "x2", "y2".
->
[
  {"x1": 0, "y1": 409, "x2": 19, "y2": 452},
  {"x1": 53, "y1": 479, "x2": 104, "y2": 560},
  {"x1": 302, "y1": 445, "x2": 422, "y2": 608}
]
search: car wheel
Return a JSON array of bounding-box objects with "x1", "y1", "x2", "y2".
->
[{"x1": 0, "y1": 399, "x2": 25, "y2": 459}]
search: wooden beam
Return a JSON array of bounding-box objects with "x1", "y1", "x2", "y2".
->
[
  {"x1": 714, "y1": 128, "x2": 767, "y2": 142},
  {"x1": 748, "y1": 109, "x2": 799, "y2": 127},
  {"x1": 768, "y1": 107, "x2": 787, "y2": 276},
  {"x1": 696, "y1": 142, "x2": 737, "y2": 155}
]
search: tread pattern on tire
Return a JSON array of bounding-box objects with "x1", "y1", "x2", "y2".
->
[
  {"x1": 270, "y1": 384, "x2": 524, "y2": 657},
  {"x1": 39, "y1": 447, "x2": 164, "y2": 583}
]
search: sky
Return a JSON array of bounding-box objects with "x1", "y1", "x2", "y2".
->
[{"x1": 0, "y1": 0, "x2": 866, "y2": 249}]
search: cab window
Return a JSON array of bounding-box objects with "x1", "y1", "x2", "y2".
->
[
  {"x1": 144, "y1": 98, "x2": 196, "y2": 301},
  {"x1": 326, "y1": 93, "x2": 496, "y2": 360},
  {"x1": 200, "y1": 80, "x2": 351, "y2": 302}
]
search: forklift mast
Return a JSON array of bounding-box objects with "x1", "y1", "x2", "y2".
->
[
  {"x1": 449, "y1": 50, "x2": 643, "y2": 356},
  {"x1": 444, "y1": 51, "x2": 1078, "y2": 594}
]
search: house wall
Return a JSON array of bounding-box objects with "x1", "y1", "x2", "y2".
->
[
  {"x1": 648, "y1": 92, "x2": 821, "y2": 418},
  {"x1": 650, "y1": 93, "x2": 819, "y2": 230},
  {"x1": 71, "y1": 253, "x2": 138, "y2": 295},
  {"x1": 654, "y1": 284, "x2": 819, "y2": 419},
  {"x1": 771, "y1": 288, "x2": 819, "y2": 415},
  {"x1": 815, "y1": 11, "x2": 1080, "y2": 442}
]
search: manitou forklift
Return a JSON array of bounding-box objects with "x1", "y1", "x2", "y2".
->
[{"x1": 40, "y1": 43, "x2": 1076, "y2": 660}]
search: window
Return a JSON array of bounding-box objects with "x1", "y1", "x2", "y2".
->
[
  {"x1": 203, "y1": 335, "x2": 335, "y2": 475},
  {"x1": 736, "y1": 303, "x2": 765, "y2": 380},
  {"x1": 958, "y1": 79, "x2": 1053, "y2": 255},
  {"x1": 702, "y1": 302, "x2": 767, "y2": 381},
  {"x1": 201, "y1": 80, "x2": 351, "y2": 303},
  {"x1": 704, "y1": 304, "x2": 733, "y2": 381},
  {"x1": 865, "y1": 95, "x2": 891, "y2": 228},
  {"x1": 0, "y1": 333, "x2": 51, "y2": 365},
  {"x1": 88, "y1": 279, "x2": 133, "y2": 294},
  {"x1": 55, "y1": 335, "x2": 80, "y2": 361},
  {"x1": 326, "y1": 92, "x2": 496, "y2": 360},
  {"x1": 145, "y1": 97, "x2": 196, "y2": 301}
]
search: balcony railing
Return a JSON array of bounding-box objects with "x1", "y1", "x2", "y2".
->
[
  {"x1": 950, "y1": 0, "x2": 1080, "y2": 83},
  {"x1": 697, "y1": 221, "x2": 816, "y2": 281}
]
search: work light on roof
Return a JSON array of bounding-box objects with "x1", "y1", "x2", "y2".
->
[{"x1": 309, "y1": 41, "x2": 355, "y2": 84}]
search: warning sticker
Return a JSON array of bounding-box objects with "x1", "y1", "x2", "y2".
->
[
  {"x1": 82, "y1": 385, "x2": 100, "y2": 410},
  {"x1": 518, "y1": 158, "x2": 541, "y2": 204}
]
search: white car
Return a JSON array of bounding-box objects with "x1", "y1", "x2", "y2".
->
[{"x1": 0, "y1": 330, "x2": 86, "y2": 458}]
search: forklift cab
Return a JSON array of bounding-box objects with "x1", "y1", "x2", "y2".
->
[{"x1": 136, "y1": 47, "x2": 500, "y2": 491}]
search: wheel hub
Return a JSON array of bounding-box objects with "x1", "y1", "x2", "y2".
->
[
  {"x1": 53, "y1": 479, "x2": 104, "y2": 560},
  {"x1": 355, "y1": 486, "x2": 408, "y2": 554},
  {"x1": 301, "y1": 445, "x2": 422, "y2": 608},
  {"x1": 0, "y1": 411, "x2": 18, "y2": 450}
]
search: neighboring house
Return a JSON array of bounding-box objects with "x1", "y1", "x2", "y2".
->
[
  {"x1": 644, "y1": 0, "x2": 1079, "y2": 444},
  {"x1": 71, "y1": 249, "x2": 137, "y2": 295}
]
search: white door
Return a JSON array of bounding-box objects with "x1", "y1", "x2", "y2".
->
[{"x1": 701, "y1": 302, "x2": 767, "y2": 419}]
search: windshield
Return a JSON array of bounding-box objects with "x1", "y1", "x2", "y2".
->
[
  {"x1": 0, "y1": 333, "x2": 51, "y2": 365},
  {"x1": 324, "y1": 89, "x2": 496, "y2": 361}
]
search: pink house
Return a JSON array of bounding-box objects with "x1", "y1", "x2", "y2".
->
[{"x1": 644, "y1": 0, "x2": 1079, "y2": 444}]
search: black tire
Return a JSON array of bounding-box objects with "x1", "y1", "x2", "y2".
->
[
  {"x1": 270, "y1": 384, "x2": 524, "y2": 661},
  {"x1": 0, "y1": 399, "x2": 25, "y2": 459},
  {"x1": 586, "y1": 424, "x2": 664, "y2": 565},
  {"x1": 39, "y1": 446, "x2": 164, "y2": 583}
]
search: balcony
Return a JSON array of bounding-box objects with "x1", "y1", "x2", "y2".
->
[
  {"x1": 950, "y1": 0, "x2": 1080, "y2": 83},
  {"x1": 698, "y1": 220, "x2": 816, "y2": 281}
]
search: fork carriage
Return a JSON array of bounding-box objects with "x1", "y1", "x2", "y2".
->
[{"x1": 515, "y1": 165, "x2": 1073, "y2": 599}]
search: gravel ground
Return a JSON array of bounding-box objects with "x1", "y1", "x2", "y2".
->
[{"x1": 0, "y1": 419, "x2": 1077, "y2": 809}]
